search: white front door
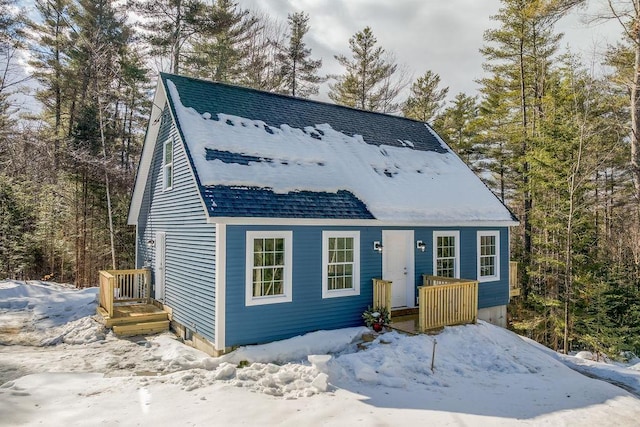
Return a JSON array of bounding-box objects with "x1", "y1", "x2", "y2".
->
[
  {"x1": 154, "y1": 231, "x2": 166, "y2": 301},
  {"x1": 382, "y1": 230, "x2": 415, "y2": 308}
]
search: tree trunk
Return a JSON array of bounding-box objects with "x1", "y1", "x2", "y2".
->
[{"x1": 632, "y1": 9, "x2": 640, "y2": 202}]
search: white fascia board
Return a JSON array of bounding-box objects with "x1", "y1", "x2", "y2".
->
[
  {"x1": 127, "y1": 80, "x2": 168, "y2": 225},
  {"x1": 205, "y1": 216, "x2": 519, "y2": 228}
]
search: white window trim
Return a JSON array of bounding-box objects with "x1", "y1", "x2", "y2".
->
[
  {"x1": 477, "y1": 230, "x2": 500, "y2": 282},
  {"x1": 322, "y1": 230, "x2": 360, "y2": 299},
  {"x1": 433, "y1": 230, "x2": 460, "y2": 278},
  {"x1": 245, "y1": 231, "x2": 293, "y2": 306},
  {"x1": 163, "y1": 137, "x2": 173, "y2": 191}
]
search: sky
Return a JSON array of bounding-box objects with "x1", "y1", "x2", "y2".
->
[{"x1": 242, "y1": 0, "x2": 622, "y2": 103}]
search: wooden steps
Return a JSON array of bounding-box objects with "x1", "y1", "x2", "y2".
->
[
  {"x1": 96, "y1": 302, "x2": 170, "y2": 336},
  {"x1": 113, "y1": 320, "x2": 170, "y2": 337}
]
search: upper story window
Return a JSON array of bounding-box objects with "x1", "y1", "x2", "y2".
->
[
  {"x1": 433, "y1": 231, "x2": 460, "y2": 278},
  {"x1": 163, "y1": 137, "x2": 173, "y2": 190},
  {"x1": 477, "y1": 230, "x2": 500, "y2": 282},
  {"x1": 322, "y1": 231, "x2": 360, "y2": 298},
  {"x1": 245, "y1": 231, "x2": 293, "y2": 306}
]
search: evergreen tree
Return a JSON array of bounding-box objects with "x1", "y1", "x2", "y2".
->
[
  {"x1": 275, "y1": 11, "x2": 324, "y2": 97},
  {"x1": 130, "y1": 0, "x2": 207, "y2": 74},
  {"x1": 475, "y1": 75, "x2": 517, "y2": 202},
  {"x1": 27, "y1": 0, "x2": 75, "y2": 171},
  {"x1": 186, "y1": 0, "x2": 257, "y2": 83},
  {"x1": 0, "y1": 0, "x2": 25, "y2": 137},
  {"x1": 329, "y1": 27, "x2": 405, "y2": 112},
  {"x1": 480, "y1": 0, "x2": 562, "y2": 298},
  {"x1": 402, "y1": 70, "x2": 448, "y2": 123},
  {"x1": 0, "y1": 175, "x2": 38, "y2": 279},
  {"x1": 434, "y1": 93, "x2": 478, "y2": 167}
]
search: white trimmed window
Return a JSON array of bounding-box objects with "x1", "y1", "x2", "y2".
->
[
  {"x1": 245, "y1": 231, "x2": 292, "y2": 306},
  {"x1": 163, "y1": 137, "x2": 173, "y2": 190},
  {"x1": 433, "y1": 231, "x2": 460, "y2": 278},
  {"x1": 322, "y1": 231, "x2": 360, "y2": 298},
  {"x1": 477, "y1": 230, "x2": 500, "y2": 282}
]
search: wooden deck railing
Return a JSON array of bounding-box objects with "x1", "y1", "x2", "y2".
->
[
  {"x1": 372, "y1": 278, "x2": 392, "y2": 316},
  {"x1": 509, "y1": 261, "x2": 520, "y2": 297},
  {"x1": 418, "y1": 275, "x2": 478, "y2": 331},
  {"x1": 98, "y1": 268, "x2": 151, "y2": 318}
]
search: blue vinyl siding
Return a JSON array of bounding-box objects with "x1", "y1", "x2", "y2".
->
[
  {"x1": 136, "y1": 107, "x2": 216, "y2": 342},
  {"x1": 225, "y1": 225, "x2": 510, "y2": 347}
]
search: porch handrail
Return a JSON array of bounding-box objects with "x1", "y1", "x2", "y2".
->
[
  {"x1": 418, "y1": 278, "x2": 478, "y2": 331},
  {"x1": 422, "y1": 274, "x2": 478, "y2": 287},
  {"x1": 98, "y1": 268, "x2": 151, "y2": 317},
  {"x1": 372, "y1": 278, "x2": 392, "y2": 318}
]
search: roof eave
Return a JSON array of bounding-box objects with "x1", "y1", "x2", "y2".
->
[
  {"x1": 205, "y1": 216, "x2": 519, "y2": 227},
  {"x1": 127, "y1": 79, "x2": 168, "y2": 225}
]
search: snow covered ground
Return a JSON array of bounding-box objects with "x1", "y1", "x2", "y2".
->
[{"x1": 1, "y1": 280, "x2": 640, "y2": 426}]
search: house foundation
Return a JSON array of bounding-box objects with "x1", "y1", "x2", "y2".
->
[{"x1": 478, "y1": 305, "x2": 507, "y2": 328}]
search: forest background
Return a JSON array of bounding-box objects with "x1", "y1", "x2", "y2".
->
[{"x1": 1, "y1": 0, "x2": 639, "y2": 358}]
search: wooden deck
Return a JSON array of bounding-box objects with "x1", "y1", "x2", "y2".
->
[
  {"x1": 97, "y1": 269, "x2": 169, "y2": 336},
  {"x1": 373, "y1": 275, "x2": 479, "y2": 334},
  {"x1": 389, "y1": 308, "x2": 420, "y2": 335}
]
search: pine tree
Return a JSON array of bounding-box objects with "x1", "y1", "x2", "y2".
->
[
  {"x1": 0, "y1": 0, "x2": 25, "y2": 137},
  {"x1": 185, "y1": 0, "x2": 257, "y2": 83},
  {"x1": 275, "y1": 11, "x2": 324, "y2": 97},
  {"x1": 402, "y1": 70, "x2": 448, "y2": 123},
  {"x1": 27, "y1": 0, "x2": 74, "y2": 171},
  {"x1": 329, "y1": 27, "x2": 405, "y2": 112},
  {"x1": 0, "y1": 175, "x2": 38, "y2": 279},
  {"x1": 434, "y1": 93, "x2": 478, "y2": 167},
  {"x1": 475, "y1": 75, "x2": 517, "y2": 202},
  {"x1": 130, "y1": 0, "x2": 207, "y2": 74},
  {"x1": 480, "y1": 0, "x2": 563, "y2": 298}
]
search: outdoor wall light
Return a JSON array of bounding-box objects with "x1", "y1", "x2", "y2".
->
[
  {"x1": 146, "y1": 239, "x2": 155, "y2": 248},
  {"x1": 416, "y1": 240, "x2": 426, "y2": 252},
  {"x1": 373, "y1": 241, "x2": 383, "y2": 253}
]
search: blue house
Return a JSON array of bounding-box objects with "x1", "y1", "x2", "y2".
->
[{"x1": 128, "y1": 73, "x2": 518, "y2": 355}]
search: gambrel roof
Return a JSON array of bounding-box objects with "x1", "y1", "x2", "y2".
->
[{"x1": 129, "y1": 73, "x2": 517, "y2": 225}]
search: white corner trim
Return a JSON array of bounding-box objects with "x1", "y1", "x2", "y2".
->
[
  {"x1": 321, "y1": 230, "x2": 361, "y2": 299},
  {"x1": 214, "y1": 223, "x2": 226, "y2": 352},
  {"x1": 245, "y1": 230, "x2": 293, "y2": 306},
  {"x1": 433, "y1": 230, "x2": 460, "y2": 278},
  {"x1": 477, "y1": 230, "x2": 501, "y2": 283}
]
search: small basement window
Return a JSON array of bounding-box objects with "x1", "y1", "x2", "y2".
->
[
  {"x1": 433, "y1": 231, "x2": 460, "y2": 278},
  {"x1": 477, "y1": 230, "x2": 500, "y2": 282},
  {"x1": 245, "y1": 231, "x2": 293, "y2": 306},
  {"x1": 322, "y1": 231, "x2": 360, "y2": 298},
  {"x1": 163, "y1": 137, "x2": 174, "y2": 190}
]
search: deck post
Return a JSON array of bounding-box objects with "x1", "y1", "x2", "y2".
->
[
  {"x1": 509, "y1": 261, "x2": 520, "y2": 297},
  {"x1": 372, "y1": 278, "x2": 392, "y2": 319},
  {"x1": 99, "y1": 270, "x2": 115, "y2": 318},
  {"x1": 144, "y1": 268, "x2": 151, "y2": 303}
]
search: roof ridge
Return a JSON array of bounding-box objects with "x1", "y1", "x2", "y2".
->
[{"x1": 159, "y1": 72, "x2": 438, "y2": 128}]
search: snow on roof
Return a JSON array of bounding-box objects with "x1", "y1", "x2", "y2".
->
[{"x1": 166, "y1": 78, "x2": 515, "y2": 223}]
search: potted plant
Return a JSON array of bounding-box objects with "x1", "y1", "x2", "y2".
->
[{"x1": 362, "y1": 305, "x2": 390, "y2": 332}]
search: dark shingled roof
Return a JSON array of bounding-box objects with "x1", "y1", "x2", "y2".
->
[
  {"x1": 161, "y1": 73, "x2": 447, "y2": 219},
  {"x1": 162, "y1": 73, "x2": 447, "y2": 153},
  {"x1": 202, "y1": 186, "x2": 374, "y2": 219}
]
